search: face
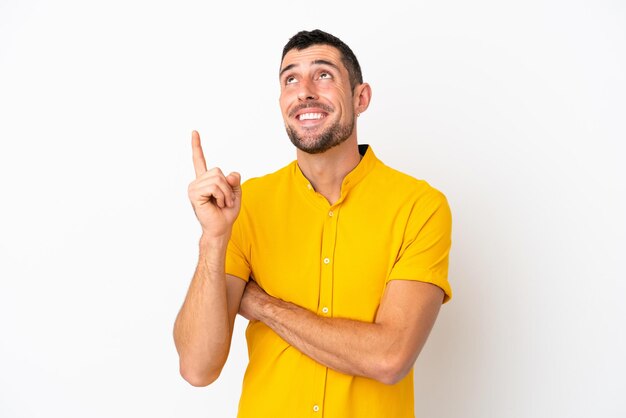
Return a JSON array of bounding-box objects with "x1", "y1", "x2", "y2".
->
[{"x1": 279, "y1": 45, "x2": 358, "y2": 154}]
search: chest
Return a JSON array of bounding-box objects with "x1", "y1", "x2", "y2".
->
[{"x1": 248, "y1": 203, "x2": 405, "y2": 322}]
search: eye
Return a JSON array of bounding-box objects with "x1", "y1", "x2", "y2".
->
[
  {"x1": 285, "y1": 76, "x2": 298, "y2": 85},
  {"x1": 319, "y1": 72, "x2": 332, "y2": 80}
]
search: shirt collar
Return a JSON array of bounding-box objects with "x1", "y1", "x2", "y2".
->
[
  {"x1": 292, "y1": 144, "x2": 378, "y2": 205},
  {"x1": 340, "y1": 144, "x2": 377, "y2": 196}
]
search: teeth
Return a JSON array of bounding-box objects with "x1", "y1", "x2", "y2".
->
[{"x1": 299, "y1": 112, "x2": 324, "y2": 120}]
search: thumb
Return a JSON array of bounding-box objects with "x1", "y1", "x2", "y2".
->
[{"x1": 226, "y1": 172, "x2": 242, "y2": 194}]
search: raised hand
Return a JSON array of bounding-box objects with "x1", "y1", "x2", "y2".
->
[{"x1": 187, "y1": 130, "x2": 241, "y2": 238}]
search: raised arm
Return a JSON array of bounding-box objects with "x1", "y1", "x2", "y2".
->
[
  {"x1": 173, "y1": 131, "x2": 246, "y2": 387},
  {"x1": 239, "y1": 279, "x2": 443, "y2": 385}
]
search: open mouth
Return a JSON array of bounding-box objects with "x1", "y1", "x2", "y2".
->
[
  {"x1": 290, "y1": 103, "x2": 333, "y2": 124},
  {"x1": 297, "y1": 112, "x2": 327, "y2": 121}
]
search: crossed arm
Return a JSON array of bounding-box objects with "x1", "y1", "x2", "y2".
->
[
  {"x1": 175, "y1": 253, "x2": 443, "y2": 387},
  {"x1": 239, "y1": 277, "x2": 444, "y2": 385},
  {"x1": 174, "y1": 131, "x2": 445, "y2": 386}
]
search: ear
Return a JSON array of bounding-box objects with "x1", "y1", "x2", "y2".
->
[{"x1": 353, "y1": 82, "x2": 372, "y2": 116}]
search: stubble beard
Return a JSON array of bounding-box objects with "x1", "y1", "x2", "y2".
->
[{"x1": 285, "y1": 115, "x2": 355, "y2": 155}]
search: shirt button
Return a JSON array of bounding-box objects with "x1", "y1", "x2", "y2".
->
[
  {"x1": 323, "y1": 258, "x2": 330, "y2": 264},
  {"x1": 307, "y1": 184, "x2": 313, "y2": 190},
  {"x1": 313, "y1": 405, "x2": 320, "y2": 412},
  {"x1": 328, "y1": 210, "x2": 333, "y2": 216},
  {"x1": 322, "y1": 307, "x2": 329, "y2": 314}
]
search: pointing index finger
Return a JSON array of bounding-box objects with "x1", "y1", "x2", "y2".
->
[{"x1": 191, "y1": 130, "x2": 207, "y2": 178}]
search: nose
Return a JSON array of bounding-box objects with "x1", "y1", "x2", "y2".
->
[{"x1": 297, "y1": 79, "x2": 318, "y2": 101}]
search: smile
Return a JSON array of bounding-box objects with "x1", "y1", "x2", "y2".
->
[{"x1": 297, "y1": 112, "x2": 326, "y2": 121}]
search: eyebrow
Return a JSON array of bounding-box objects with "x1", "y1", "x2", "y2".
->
[{"x1": 279, "y1": 59, "x2": 341, "y2": 77}]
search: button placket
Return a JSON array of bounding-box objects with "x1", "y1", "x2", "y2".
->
[
  {"x1": 310, "y1": 361, "x2": 327, "y2": 418},
  {"x1": 319, "y1": 206, "x2": 338, "y2": 319},
  {"x1": 314, "y1": 207, "x2": 337, "y2": 413}
]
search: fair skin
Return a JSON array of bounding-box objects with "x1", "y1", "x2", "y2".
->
[
  {"x1": 279, "y1": 45, "x2": 368, "y2": 203},
  {"x1": 174, "y1": 44, "x2": 444, "y2": 386},
  {"x1": 173, "y1": 130, "x2": 246, "y2": 386}
]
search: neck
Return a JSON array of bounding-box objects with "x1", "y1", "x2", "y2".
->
[{"x1": 296, "y1": 137, "x2": 362, "y2": 205}]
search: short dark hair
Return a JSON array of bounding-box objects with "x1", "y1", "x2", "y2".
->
[{"x1": 281, "y1": 29, "x2": 363, "y2": 91}]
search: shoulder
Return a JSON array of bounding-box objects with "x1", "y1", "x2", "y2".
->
[
  {"x1": 240, "y1": 161, "x2": 296, "y2": 200},
  {"x1": 370, "y1": 159, "x2": 448, "y2": 208},
  {"x1": 371, "y1": 164, "x2": 452, "y2": 242}
]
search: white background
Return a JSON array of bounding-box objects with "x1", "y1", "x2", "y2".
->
[{"x1": 1, "y1": 1, "x2": 624, "y2": 417}]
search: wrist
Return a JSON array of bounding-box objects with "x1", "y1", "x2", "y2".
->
[
  {"x1": 197, "y1": 233, "x2": 230, "y2": 273},
  {"x1": 199, "y1": 232, "x2": 230, "y2": 249}
]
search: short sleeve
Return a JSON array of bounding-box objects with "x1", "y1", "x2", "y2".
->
[
  {"x1": 387, "y1": 189, "x2": 453, "y2": 303},
  {"x1": 225, "y1": 207, "x2": 251, "y2": 282}
]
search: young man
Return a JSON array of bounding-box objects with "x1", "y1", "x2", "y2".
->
[{"x1": 174, "y1": 29, "x2": 452, "y2": 417}]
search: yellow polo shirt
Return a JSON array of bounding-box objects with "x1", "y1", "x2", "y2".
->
[{"x1": 226, "y1": 145, "x2": 452, "y2": 418}]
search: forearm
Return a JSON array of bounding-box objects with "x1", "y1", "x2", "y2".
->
[
  {"x1": 257, "y1": 298, "x2": 407, "y2": 384},
  {"x1": 174, "y1": 234, "x2": 232, "y2": 385},
  {"x1": 240, "y1": 279, "x2": 443, "y2": 384}
]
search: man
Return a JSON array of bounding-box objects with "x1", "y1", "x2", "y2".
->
[{"x1": 174, "y1": 29, "x2": 452, "y2": 417}]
